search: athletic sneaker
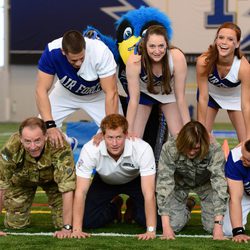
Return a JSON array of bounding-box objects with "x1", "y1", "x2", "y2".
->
[
  {"x1": 124, "y1": 197, "x2": 134, "y2": 224},
  {"x1": 186, "y1": 196, "x2": 196, "y2": 212},
  {"x1": 70, "y1": 137, "x2": 78, "y2": 151},
  {"x1": 111, "y1": 195, "x2": 123, "y2": 223}
]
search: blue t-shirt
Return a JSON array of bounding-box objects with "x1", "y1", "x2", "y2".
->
[
  {"x1": 225, "y1": 147, "x2": 250, "y2": 196},
  {"x1": 38, "y1": 37, "x2": 116, "y2": 96}
]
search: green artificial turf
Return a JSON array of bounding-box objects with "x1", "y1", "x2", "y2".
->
[{"x1": 0, "y1": 122, "x2": 249, "y2": 248}]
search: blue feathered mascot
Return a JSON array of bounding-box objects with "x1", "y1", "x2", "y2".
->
[{"x1": 84, "y1": 6, "x2": 173, "y2": 164}]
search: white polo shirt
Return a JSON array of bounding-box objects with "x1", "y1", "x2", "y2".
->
[{"x1": 76, "y1": 138, "x2": 156, "y2": 185}]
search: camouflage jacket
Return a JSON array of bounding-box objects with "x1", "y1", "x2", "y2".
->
[
  {"x1": 156, "y1": 137, "x2": 228, "y2": 216},
  {"x1": 0, "y1": 133, "x2": 76, "y2": 193}
]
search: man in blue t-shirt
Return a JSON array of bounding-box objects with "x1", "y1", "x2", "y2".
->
[
  {"x1": 223, "y1": 140, "x2": 250, "y2": 243},
  {"x1": 36, "y1": 30, "x2": 122, "y2": 148}
]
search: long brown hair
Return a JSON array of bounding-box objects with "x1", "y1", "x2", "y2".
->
[
  {"x1": 176, "y1": 121, "x2": 210, "y2": 160},
  {"x1": 203, "y1": 22, "x2": 243, "y2": 75},
  {"x1": 140, "y1": 25, "x2": 172, "y2": 95}
]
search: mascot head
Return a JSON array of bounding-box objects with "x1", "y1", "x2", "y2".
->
[{"x1": 115, "y1": 6, "x2": 173, "y2": 64}]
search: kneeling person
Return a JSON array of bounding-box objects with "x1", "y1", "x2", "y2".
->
[
  {"x1": 72, "y1": 114, "x2": 157, "y2": 240},
  {"x1": 156, "y1": 121, "x2": 228, "y2": 240},
  {"x1": 0, "y1": 117, "x2": 75, "y2": 238},
  {"x1": 223, "y1": 140, "x2": 250, "y2": 243}
]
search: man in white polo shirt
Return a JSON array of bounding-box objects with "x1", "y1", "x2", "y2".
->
[{"x1": 71, "y1": 114, "x2": 157, "y2": 240}]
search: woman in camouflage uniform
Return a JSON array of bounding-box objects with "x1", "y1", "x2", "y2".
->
[{"x1": 156, "y1": 121, "x2": 228, "y2": 240}]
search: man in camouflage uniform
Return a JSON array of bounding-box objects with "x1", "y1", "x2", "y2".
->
[
  {"x1": 156, "y1": 121, "x2": 228, "y2": 240},
  {"x1": 0, "y1": 117, "x2": 75, "y2": 238}
]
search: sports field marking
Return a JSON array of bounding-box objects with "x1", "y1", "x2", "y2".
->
[
  {"x1": 6, "y1": 232, "x2": 213, "y2": 238},
  {"x1": 1, "y1": 210, "x2": 51, "y2": 214},
  {"x1": 0, "y1": 132, "x2": 12, "y2": 136},
  {"x1": 212, "y1": 130, "x2": 237, "y2": 138},
  {"x1": 1, "y1": 210, "x2": 202, "y2": 214}
]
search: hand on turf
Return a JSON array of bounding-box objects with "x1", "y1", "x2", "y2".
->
[
  {"x1": 53, "y1": 228, "x2": 71, "y2": 239},
  {"x1": 71, "y1": 229, "x2": 91, "y2": 239},
  {"x1": 47, "y1": 127, "x2": 64, "y2": 148},
  {"x1": 213, "y1": 224, "x2": 228, "y2": 240},
  {"x1": 137, "y1": 231, "x2": 156, "y2": 240},
  {"x1": 92, "y1": 132, "x2": 103, "y2": 146},
  {"x1": 232, "y1": 234, "x2": 250, "y2": 243},
  {"x1": 0, "y1": 231, "x2": 6, "y2": 236},
  {"x1": 161, "y1": 227, "x2": 175, "y2": 240}
]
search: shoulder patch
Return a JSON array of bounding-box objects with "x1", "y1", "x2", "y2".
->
[
  {"x1": 1, "y1": 147, "x2": 13, "y2": 162},
  {"x1": 67, "y1": 168, "x2": 73, "y2": 176},
  {"x1": 1, "y1": 152, "x2": 8, "y2": 161}
]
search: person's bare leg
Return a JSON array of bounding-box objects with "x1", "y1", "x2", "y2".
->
[
  {"x1": 133, "y1": 104, "x2": 153, "y2": 138},
  {"x1": 228, "y1": 110, "x2": 246, "y2": 142}
]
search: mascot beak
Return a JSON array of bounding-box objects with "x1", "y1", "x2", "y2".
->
[{"x1": 118, "y1": 36, "x2": 141, "y2": 65}]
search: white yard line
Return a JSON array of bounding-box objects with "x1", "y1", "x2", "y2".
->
[
  {"x1": 6, "y1": 232, "x2": 213, "y2": 238},
  {"x1": 0, "y1": 132, "x2": 12, "y2": 136}
]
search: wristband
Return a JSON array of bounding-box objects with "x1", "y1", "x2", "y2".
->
[
  {"x1": 63, "y1": 224, "x2": 72, "y2": 230},
  {"x1": 214, "y1": 220, "x2": 223, "y2": 225},
  {"x1": 45, "y1": 120, "x2": 56, "y2": 129},
  {"x1": 232, "y1": 227, "x2": 245, "y2": 237},
  {"x1": 147, "y1": 226, "x2": 156, "y2": 232}
]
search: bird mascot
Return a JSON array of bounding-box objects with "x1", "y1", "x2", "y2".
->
[{"x1": 84, "y1": 6, "x2": 173, "y2": 164}]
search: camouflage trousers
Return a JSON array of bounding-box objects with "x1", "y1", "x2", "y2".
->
[
  {"x1": 3, "y1": 181, "x2": 63, "y2": 229},
  {"x1": 168, "y1": 182, "x2": 214, "y2": 233}
]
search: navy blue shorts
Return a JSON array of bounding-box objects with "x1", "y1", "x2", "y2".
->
[
  {"x1": 196, "y1": 89, "x2": 221, "y2": 109},
  {"x1": 125, "y1": 92, "x2": 160, "y2": 105}
]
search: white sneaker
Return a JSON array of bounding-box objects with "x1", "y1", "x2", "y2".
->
[{"x1": 70, "y1": 137, "x2": 78, "y2": 151}]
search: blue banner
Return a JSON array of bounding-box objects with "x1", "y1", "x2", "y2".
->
[{"x1": 10, "y1": 0, "x2": 148, "y2": 52}]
